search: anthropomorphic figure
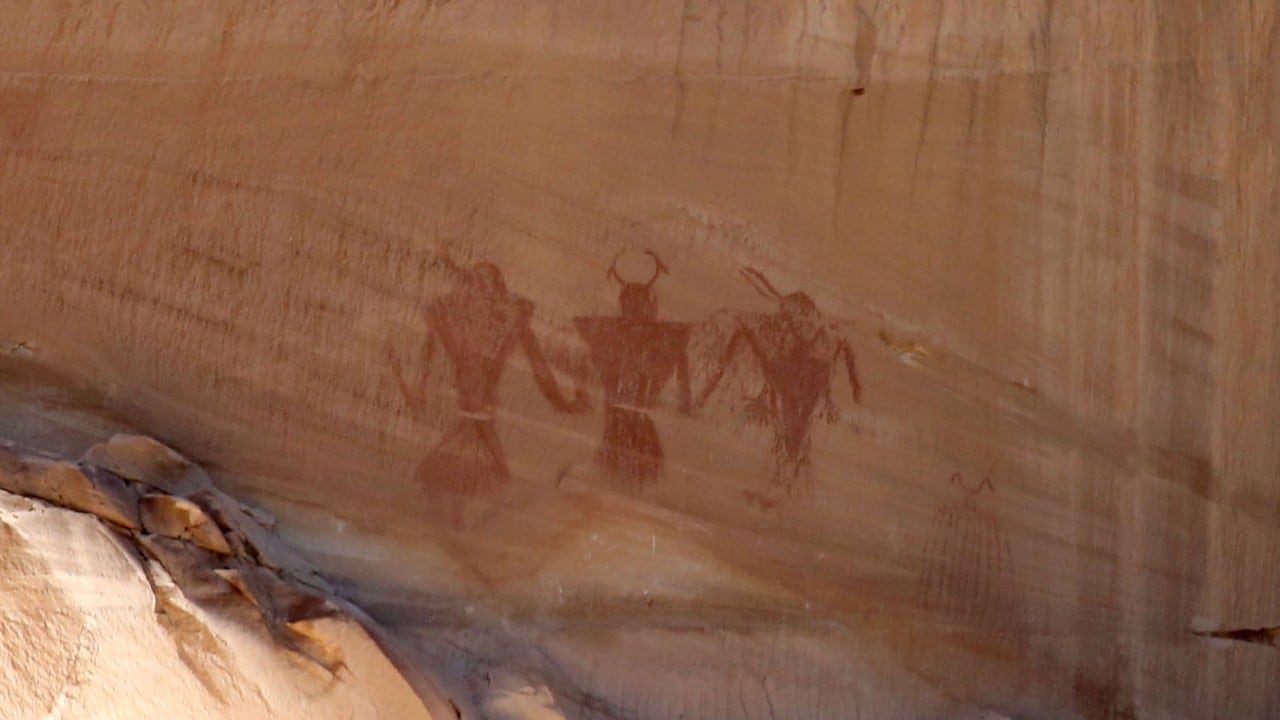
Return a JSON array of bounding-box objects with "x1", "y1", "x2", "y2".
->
[
  {"x1": 389, "y1": 262, "x2": 587, "y2": 527},
  {"x1": 918, "y1": 469, "x2": 1010, "y2": 627},
  {"x1": 573, "y1": 251, "x2": 692, "y2": 489},
  {"x1": 695, "y1": 268, "x2": 861, "y2": 500}
]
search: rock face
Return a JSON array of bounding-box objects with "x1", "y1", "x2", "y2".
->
[
  {"x1": 0, "y1": 1, "x2": 1278, "y2": 718},
  {"x1": 0, "y1": 438, "x2": 443, "y2": 720}
]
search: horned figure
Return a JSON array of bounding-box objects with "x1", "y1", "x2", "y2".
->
[
  {"x1": 389, "y1": 262, "x2": 588, "y2": 528},
  {"x1": 695, "y1": 267, "x2": 861, "y2": 501},
  {"x1": 573, "y1": 250, "x2": 692, "y2": 489},
  {"x1": 917, "y1": 469, "x2": 1011, "y2": 627}
]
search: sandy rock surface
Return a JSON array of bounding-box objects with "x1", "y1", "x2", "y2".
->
[
  {"x1": 0, "y1": 439, "x2": 443, "y2": 720},
  {"x1": 0, "y1": 0, "x2": 1278, "y2": 717}
]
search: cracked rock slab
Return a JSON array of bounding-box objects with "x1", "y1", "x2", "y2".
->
[
  {"x1": 140, "y1": 493, "x2": 233, "y2": 555},
  {"x1": 0, "y1": 428, "x2": 446, "y2": 720},
  {"x1": 0, "y1": 458, "x2": 140, "y2": 530},
  {"x1": 192, "y1": 487, "x2": 333, "y2": 593},
  {"x1": 81, "y1": 433, "x2": 213, "y2": 497},
  {"x1": 0, "y1": 488, "x2": 436, "y2": 719}
]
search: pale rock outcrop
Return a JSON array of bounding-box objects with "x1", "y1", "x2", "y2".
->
[
  {"x1": 198, "y1": 490, "x2": 334, "y2": 591},
  {"x1": 139, "y1": 493, "x2": 233, "y2": 554},
  {"x1": 0, "y1": 437, "x2": 446, "y2": 720},
  {"x1": 477, "y1": 669, "x2": 567, "y2": 720},
  {"x1": 2, "y1": 452, "x2": 140, "y2": 529},
  {"x1": 81, "y1": 433, "x2": 213, "y2": 497}
]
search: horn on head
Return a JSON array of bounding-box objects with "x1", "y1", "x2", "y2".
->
[
  {"x1": 643, "y1": 250, "x2": 669, "y2": 288},
  {"x1": 740, "y1": 266, "x2": 784, "y2": 301},
  {"x1": 608, "y1": 248, "x2": 669, "y2": 287},
  {"x1": 980, "y1": 461, "x2": 999, "y2": 493},
  {"x1": 606, "y1": 248, "x2": 626, "y2": 285}
]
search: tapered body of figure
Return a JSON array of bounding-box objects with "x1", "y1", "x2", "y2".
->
[
  {"x1": 574, "y1": 251, "x2": 692, "y2": 489},
  {"x1": 697, "y1": 268, "x2": 861, "y2": 500},
  {"x1": 390, "y1": 263, "x2": 586, "y2": 526}
]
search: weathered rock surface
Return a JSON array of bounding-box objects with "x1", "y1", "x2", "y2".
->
[
  {"x1": 0, "y1": 1, "x2": 1279, "y2": 718},
  {"x1": 7, "y1": 457, "x2": 140, "y2": 529},
  {"x1": 139, "y1": 493, "x2": 233, "y2": 554},
  {"x1": 191, "y1": 486, "x2": 334, "y2": 593},
  {"x1": 82, "y1": 433, "x2": 214, "y2": 497},
  {"x1": 0, "y1": 439, "x2": 447, "y2": 720}
]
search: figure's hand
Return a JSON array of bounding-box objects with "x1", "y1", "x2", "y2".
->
[
  {"x1": 567, "y1": 386, "x2": 591, "y2": 414},
  {"x1": 820, "y1": 393, "x2": 841, "y2": 423}
]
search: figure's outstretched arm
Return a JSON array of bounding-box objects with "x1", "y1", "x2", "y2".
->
[
  {"x1": 521, "y1": 326, "x2": 590, "y2": 414},
  {"x1": 694, "y1": 327, "x2": 752, "y2": 411},
  {"x1": 836, "y1": 338, "x2": 862, "y2": 403},
  {"x1": 388, "y1": 329, "x2": 437, "y2": 416}
]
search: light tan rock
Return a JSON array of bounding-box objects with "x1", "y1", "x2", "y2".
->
[
  {"x1": 477, "y1": 668, "x2": 568, "y2": 720},
  {"x1": 12, "y1": 459, "x2": 140, "y2": 530},
  {"x1": 81, "y1": 433, "x2": 212, "y2": 497},
  {"x1": 217, "y1": 563, "x2": 334, "y2": 623},
  {"x1": 192, "y1": 487, "x2": 332, "y2": 593},
  {"x1": 0, "y1": 488, "x2": 436, "y2": 720},
  {"x1": 215, "y1": 563, "x2": 344, "y2": 671},
  {"x1": 139, "y1": 493, "x2": 233, "y2": 555},
  {"x1": 137, "y1": 532, "x2": 241, "y2": 607}
]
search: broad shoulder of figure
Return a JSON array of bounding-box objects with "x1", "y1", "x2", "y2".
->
[{"x1": 511, "y1": 295, "x2": 535, "y2": 318}]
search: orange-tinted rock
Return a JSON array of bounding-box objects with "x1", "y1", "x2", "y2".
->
[
  {"x1": 16, "y1": 460, "x2": 140, "y2": 530},
  {"x1": 82, "y1": 434, "x2": 212, "y2": 497},
  {"x1": 0, "y1": 488, "x2": 437, "y2": 719},
  {"x1": 139, "y1": 494, "x2": 233, "y2": 555},
  {"x1": 192, "y1": 488, "x2": 331, "y2": 593}
]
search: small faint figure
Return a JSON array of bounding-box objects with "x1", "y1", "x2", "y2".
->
[
  {"x1": 573, "y1": 250, "x2": 692, "y2": 489},
  {"x1": 917, "y1": 468, "x2": 1011, "y2": 627},
  {"x1": 389, "y1": 262, "x2": 588, "y2": 527},
  {"x1": 695, "y1": 267, "x2": 861, "y2": 501}
]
